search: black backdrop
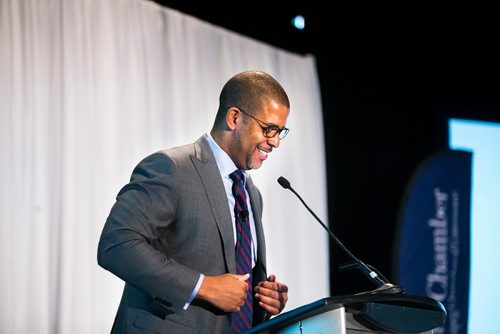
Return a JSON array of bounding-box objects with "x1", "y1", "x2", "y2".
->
[{"x1": 152, "y1": 1, "x2": 499, "y2": 295}]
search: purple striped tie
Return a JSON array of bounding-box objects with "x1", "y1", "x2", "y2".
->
[{"x1": 229, "y1": 170, "x2": 253, "y2": 333}]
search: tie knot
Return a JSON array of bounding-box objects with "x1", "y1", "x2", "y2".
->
[{"x1": 230, "y1": 169, "x2": 245, "y2": 184}]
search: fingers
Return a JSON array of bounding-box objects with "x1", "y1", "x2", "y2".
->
[
  {"x1": 238, "y1": 273, "x2": 251, "y2": 282},
  {"x1": 256, "y1": 279, "x2": 288, "y2": 295},
  {"x1": 254, "y1": 279, "x2": 288, "y2": 315},
  {"x1": 276, "y1": 282, "x2": 289, "y2": 293},
  {"x1": 232, "y1": 291, "x2": 248, "y2": 312},
  {"x1": 255, "y1": 292, "x2": 286, "y2": 314},
  {"x1": 232, "y1": 274, "x2": 251, "y2": 312},
  {"x1": 199, "y1": 274, "x2": 252, "y2": 313},
  {"x1": 228, "y1": 283, "x2": 248, "y2": 312}
]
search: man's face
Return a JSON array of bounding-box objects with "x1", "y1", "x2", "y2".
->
[{"x1": 230, "y1": 100, "x2": 290, "y2": 170}]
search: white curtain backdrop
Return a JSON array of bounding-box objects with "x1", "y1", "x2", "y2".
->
[{"x1": 0, "y1": 0, "x2": 329, "y2": 332}]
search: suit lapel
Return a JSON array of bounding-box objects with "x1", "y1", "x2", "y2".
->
[{"x1": 190, "y1": 136, "x2": 236, "y2": 273}]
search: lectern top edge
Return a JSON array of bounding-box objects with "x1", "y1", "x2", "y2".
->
[{"x1": 244, "y1": 293, "x2": 447, "y2": 334}]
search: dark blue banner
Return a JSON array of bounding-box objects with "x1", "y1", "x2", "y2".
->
[{"x1": 394, "y1": 150, "x2": 471, "y2": 334}]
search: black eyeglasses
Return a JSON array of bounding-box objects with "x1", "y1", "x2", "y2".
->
[{"x1": 237, "y1": 108, "x2": 290, "y2": 140}]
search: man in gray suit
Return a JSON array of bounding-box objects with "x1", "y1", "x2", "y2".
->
[{"x1": 98, "y1": 70, "x2": 290, "y2": 333}]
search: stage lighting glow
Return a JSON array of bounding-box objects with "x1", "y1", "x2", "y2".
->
[{"x1": 291, "y1": 15, "x2": 305, "y2": 30}]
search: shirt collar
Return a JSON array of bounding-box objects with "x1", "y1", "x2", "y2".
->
[{"x1": 205, "y1": 133, "x2": 247, "y2": 184}]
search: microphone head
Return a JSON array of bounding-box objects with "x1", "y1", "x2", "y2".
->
[
  {"x1": 277, "y1": 176, "x2": 290, "y2": 189},
  {"x1": 238, "y1": 210, "x2": 249, "y2": 221}
]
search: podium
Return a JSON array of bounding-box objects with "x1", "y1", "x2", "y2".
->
[{"x1": 245, "y1": 293, "x2": 447, "y2": 334}]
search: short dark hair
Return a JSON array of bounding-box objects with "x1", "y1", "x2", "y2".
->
[{"x1": 215, "y1": 71, "x2": 289, "y2": 124}]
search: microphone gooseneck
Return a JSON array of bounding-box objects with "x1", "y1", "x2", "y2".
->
[{"x1": 277, "y1": 176, "x2": 404, "y2": 295}]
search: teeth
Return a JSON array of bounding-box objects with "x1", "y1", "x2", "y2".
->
[{"x1": 258, "y1": 149, "x2": 268, "y2": 157}]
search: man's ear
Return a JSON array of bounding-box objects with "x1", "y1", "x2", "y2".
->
[{"x1": 225, "y1": 107, "x2": 240, "y2": 131}]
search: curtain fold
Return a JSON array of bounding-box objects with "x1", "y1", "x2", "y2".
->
[{"x1": 0, "y1": 0, "x2": 329, "y2": 332}]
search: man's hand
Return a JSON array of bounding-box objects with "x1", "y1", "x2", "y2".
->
[
  {"x1": 254, "y1": 274, "x2": 288, "y2": 315},
  {"x1": 197, "y1": 273, "x2": 250, "y2": 312}
]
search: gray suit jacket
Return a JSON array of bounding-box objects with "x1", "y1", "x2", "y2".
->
[{"x1": 98, "y1": 136, "x2": 268, "y2": 333}]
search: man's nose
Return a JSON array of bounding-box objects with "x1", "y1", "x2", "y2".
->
[{"x1": 267, "y1": 134, "x2": 280, "y2": 148}]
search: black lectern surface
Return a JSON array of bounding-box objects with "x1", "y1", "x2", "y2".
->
[{"x1": 245, "y1": 293, "x2": 447, "y2": 334}]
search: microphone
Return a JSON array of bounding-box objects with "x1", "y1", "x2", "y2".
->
[
  {"x1": 238, "y1": 210, "x2": 249, "y2": 221},
  {"x1": 277, "y1": 176, "x2": 404, "y2": 295}
]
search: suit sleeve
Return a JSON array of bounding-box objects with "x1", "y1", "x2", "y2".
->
[{"x1": 97, "y1": 152, "x2": 200, "y2": 313}]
